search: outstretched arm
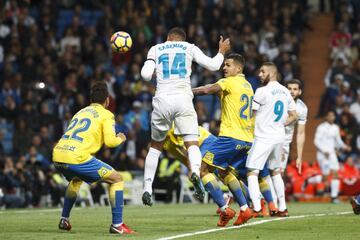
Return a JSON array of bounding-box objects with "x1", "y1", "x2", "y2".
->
[{"x1": 192, "y1": 83, "x2": 222, "y2": 96}]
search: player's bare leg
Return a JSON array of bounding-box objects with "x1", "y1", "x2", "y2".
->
[
  {"x1": 142, "y1": 140, "x2": 164, "y2": 206},
  {"x1": 185, "y1": 140, "x2": 205, "y2": 201}
]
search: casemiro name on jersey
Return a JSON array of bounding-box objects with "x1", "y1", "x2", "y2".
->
[{"x1": 158, "y1": 43, "x2": 187, "y2": 51}]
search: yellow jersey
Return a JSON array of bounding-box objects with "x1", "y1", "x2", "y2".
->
[
  {"x1": 216, "y1": 74, "x2": 254, "y2": 142},
  {"x1": 53, "y1": 103, "x2": 123, "y2": 164},
  {"x1": 163, "y1": 126, "x2": 212, "y2": 162}
]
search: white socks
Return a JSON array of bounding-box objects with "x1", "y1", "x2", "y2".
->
[
  {"x1": 143, "y1": 147, "x2": 162, "y2": 194},
  {"x1": 331, "y1": 179, "x2": 340, "y2": 198},
  {"x1": 187, "y1": 145, "x2": 201, "y2": 176},
  {"x1": 272, "y1": 174, "x2": 286, "y2": 211},
  {"x1": 248, "y1": 175, "x2": 262, "y2": 212},
  {"x1": 265, "y1": 176, "x2": 278, "y2": 208}
]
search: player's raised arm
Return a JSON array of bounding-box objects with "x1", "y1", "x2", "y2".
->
[
  {"x1": 103, "y1": 114, "x2": 125, "y2": 147},
  {"x1": 192, "y1": 36, "x2": 230, "y2": 71},
  {"x1": 141, "y1": 46, "x2": 156, "y2": 81}
]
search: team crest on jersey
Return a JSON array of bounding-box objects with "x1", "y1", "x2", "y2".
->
[
  {"x1": 203, "y1": 152, "x2": 214, "y2": 162},
  {"x1": 97, "y1": 167, "x2": 109, "y2": 177}
]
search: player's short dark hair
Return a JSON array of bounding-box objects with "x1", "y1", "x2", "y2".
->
[
  {"x1": 168, "y1": 27, "x2": 186, "y2": 40},
  {"x1": 90, "y1": 81, "x2": 108, "y2": 104},
  {"x1": 286, "y1": 79, "x2": 303, "y2": 90},
  {"x1": 262, "y1": 62, "x2": 278, "y2": 72},
  {"x1": 226, "y1": 53, "x2": 245, "y2": 67}
]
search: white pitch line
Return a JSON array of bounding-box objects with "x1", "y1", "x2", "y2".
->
[{"x1": 157, "y1": 211, "x2": 353, "y2": 240}]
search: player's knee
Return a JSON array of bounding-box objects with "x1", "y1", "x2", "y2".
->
[
  {"x1": 218, "y1": 169, "x2": 228, "y2": 180},
  {"x1": 183, "y1": 134, "x2": 199, "y2": 146},
  {"x1": 106, "y1": 171, "x2": 123, "y2": 184},
  {"x1": 247, "y1": 169, "x2": 259, "y2": 176},
  {"x1": 200, "y1": 162, "x2": 210, "y2": 178},
  {"x1": 69, "y1": 178, "x2": 83, "y2": 192},
  {"x1": 150, "y1": 140, "x2": 164, "y2": 151},
  {"x1": 270, "y1": 168, "x2": 281, "y2": 176}
]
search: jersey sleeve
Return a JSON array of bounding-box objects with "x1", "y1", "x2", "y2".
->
[
  {"x1": 192, "y1": 44, "x2": 224, "y2": 71},
  {"x1": 103, "y1": 112, "x2": 123, "y2": 147},
  {"x1": 141, "y1": 46, "x2": 156, "y2": 81},
  {"x1": 298, "y1": 105, "x2": 308, "y2": 125},
  {"x1": 216, "y1": 78, "x2": 229, "y2": 92},
  {"x1": 252, "y1": 87, "x2": 266, "y2": 111},
  {"x1": 287, "y1": 94, "x2": 296, "y2": 111}
]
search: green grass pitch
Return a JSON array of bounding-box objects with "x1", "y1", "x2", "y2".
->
[{"x1": 0, "y1": 203, "x2": 359, "y2": 240}]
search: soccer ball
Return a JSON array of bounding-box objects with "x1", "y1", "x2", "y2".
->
[{"x1": 110, "y1": 31, "x2": 132, "y2": 53}]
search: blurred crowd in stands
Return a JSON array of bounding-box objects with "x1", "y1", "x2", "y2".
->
[
  {"x1": 293, "y1": 0, "x2": 360, "y2": 200},
  {"x1": 0, "y1": 0, "x2": 358, "y2": 208}
]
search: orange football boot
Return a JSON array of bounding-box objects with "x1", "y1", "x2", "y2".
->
[
  {"x1": 234, "y1": 208, "x2": 253, "y2": 225},
  {"x1": 109, "y1": 223, "x2": 136, "y2": 234},
  {"x1": 217, "y1": 207, "x2": 236, "y2": 227}
]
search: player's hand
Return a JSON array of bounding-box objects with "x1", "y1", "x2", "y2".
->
[
  {"x1": 324, "y1": 152, "x2": 330, "y2": 159},
  {"x1": 117, "y1": 132, "x2": 126, "y2": 142},
  {"x1": 281, "y1": 153, "x2": 286, "y2": 162},
  {"x1": 296, "y1": 157, "x2": 302, "y2": 174},
  {"x1": 344, "y1": 144, "x2": 352, "y2": 152},
  {"x1": 218, "y1": 36, "x2": 231, "y2": 55}
]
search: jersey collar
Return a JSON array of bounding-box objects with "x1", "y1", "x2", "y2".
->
[{"x1": 90, "y1": 103, "x2": 104, "y2": 108}]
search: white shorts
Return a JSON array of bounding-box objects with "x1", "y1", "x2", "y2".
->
[
  {"x1": 151, "y1": 93, "x2": 199, "y2": 142},
  {"x1": 280, "y1": 142, "x2": 290, "y2": 171},
  {"x1": 246, "y1": 138, "x2": 283, "y2": 170},
  {"x1": 316, "y1": 151, "x2": 339, "y2": 176}
]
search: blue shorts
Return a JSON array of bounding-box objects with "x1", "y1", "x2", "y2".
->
[
  {"x1": 200, "y1": 134, "x2": 217, "y2": 156},
  {"x1": 54, "y1": 157, "x2": 114, "y2": 184},
  {"x1": 202, "y1": 136, "x2": 252, "y2": 170}
]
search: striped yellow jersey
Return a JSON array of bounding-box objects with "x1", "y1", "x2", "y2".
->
[
  {"x1": 53, "y1": 103, "x2": 123, "y2": 164},
  {"x1": 216, "y1": 74, "x2": 254, "y2": 142}
]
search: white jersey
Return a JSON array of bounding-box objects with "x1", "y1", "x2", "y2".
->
[
  {"x1": 252, "y1": 81, "x2": 296, "y2": 143},
  {"x1": 141, "y1": 41, "x2": 224, "y2": 96},
  {"x1": 284, "y1": 99, "x2": 308, "y2": 144},
  {"x1": 314, "y1": 121, "x2": 345, "y2": 154}
]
